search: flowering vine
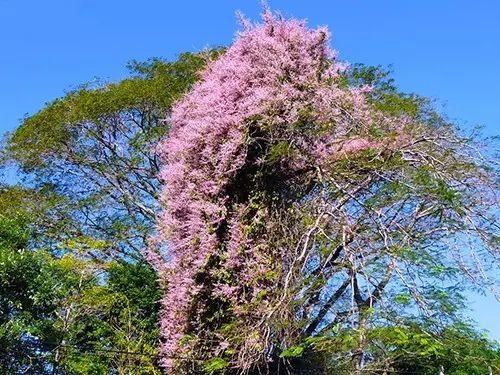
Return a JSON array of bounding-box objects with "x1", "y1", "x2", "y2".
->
[{"x1": 156, "y1": 10, "x2": 406, "y2": 373}]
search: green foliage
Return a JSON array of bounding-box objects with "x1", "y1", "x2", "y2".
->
[
  {"x1": 203, "y1": 357, "x2": 230, "y2": 374},
  {"x1": 308, "y1": 325, "x2": 499, "y2": 374},
  {"x1": 0, "y1": 212, "x2": 78, "y2": 373},
  {"x1": 279, "y1": 344, "x2": 306, "y2": 359},
  {"x1": 386, "y1": 325, "x2": 500, "y2": 375},
  {"x1": 0, "y1": 187, "x2": 162, "y2": 374},
  {"x1": 347, "y1": 63, "x2": 432, "y2": 119},
  {"x1": 7, "y1": 52, "x2": 210, "y2": 170},
  {"x1": 266, "y1": 140, "x2": 294, "y2": 164}
]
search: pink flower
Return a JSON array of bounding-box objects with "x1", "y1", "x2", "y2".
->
[{"x1": 154, "y1": 9, "x2": 408, "y2": 369}]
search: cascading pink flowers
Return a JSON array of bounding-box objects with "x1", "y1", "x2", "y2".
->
[{"x1": 155, "y1": 10, "x2": 405, "y2": 371}]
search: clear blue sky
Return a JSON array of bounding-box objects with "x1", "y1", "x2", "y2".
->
[{"x1": 1, "y1": 0, "x2": 498, "y2": 339}]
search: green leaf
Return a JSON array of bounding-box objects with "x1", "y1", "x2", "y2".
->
[
  {"x1": 203, "y1": 357, "x2": 229, "y2": 374},
  {"x1": 280, "y1": 344, "x2": 305, "y2": 358}
]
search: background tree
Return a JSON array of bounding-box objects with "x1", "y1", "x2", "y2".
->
[
  {"x1": 3, "y1": 51, "x2": 218, "y2": 260},
  {"x1": 0, "y1": 186, "x2": 162, "y2": 374},
  {"x1": 315, "y1": 323, "x2": 499, "y2": 374}
]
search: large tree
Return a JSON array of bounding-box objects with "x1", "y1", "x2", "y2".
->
[
  {"x1": 155, "y1": 11, "x2": 499, "y2": 374},
  {"x1": 3, "y1": 52, "x2": 216, "y2": 261}
]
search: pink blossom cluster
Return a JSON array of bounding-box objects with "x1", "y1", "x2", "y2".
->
[{"x1": 156, "y1": 10, "x2": 404, "y2": 370}]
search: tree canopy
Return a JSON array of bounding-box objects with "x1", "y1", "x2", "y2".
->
[
  {"x1": 0, "y1": 9, "x2": 498, "y2": 375},
  {"x1": 5, "y1": 52, "x2": 215, "y2": 260}
]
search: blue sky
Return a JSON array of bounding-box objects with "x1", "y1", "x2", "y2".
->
[{"x1": 1, "y1": 0, "x2": 498, "y2": 338}]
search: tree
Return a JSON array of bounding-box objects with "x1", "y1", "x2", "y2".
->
[
  {"x1": 155, "y1": 11, "x2": 499, "y2": 374},
  {"x1": 0, "y1": 186, "x2": 162, "y2": 374},
  {"x1": 3, "y1": 52, "x2": 217, "y2": 261},
  {"x1": 311, "y1": 323, "x2": 499, "y2": 374}
]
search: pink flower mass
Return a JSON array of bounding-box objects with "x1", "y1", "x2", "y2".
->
[{"x1": 155, "y1": 10, "x2": 405, "y2": 371}]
